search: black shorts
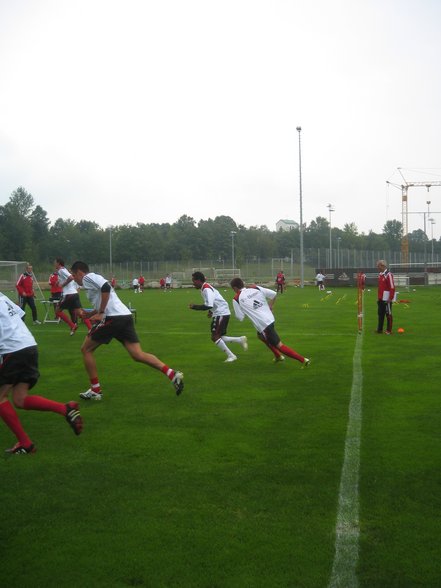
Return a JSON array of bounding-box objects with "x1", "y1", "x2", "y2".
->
[
  {"x1": 210, "y1": 315, "x2": 230, "y2": 341},
  {"x1": 259, "y1": 322, "x2": 281, "y2": 347},
  {"x1": 89, "y1": 315, "x2": 139, "y2": 345},
  {"x1": 0, "y1": 346, "x2": 40, "y2": 389},
  {"x1": 59, "y1": 293, "x2": 82, "y2": 312}
]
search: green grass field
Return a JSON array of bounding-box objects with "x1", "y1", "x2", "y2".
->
[{"x1": 1, "y1": 285, "x2": 440, "y2": 587}]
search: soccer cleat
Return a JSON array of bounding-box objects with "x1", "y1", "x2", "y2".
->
[
  {"x1": 225, "y1": 355, "x2": 237, "y2": 363},
  {"x1": 301, "y1": 357, "x2": 311, "y2": 369},
  {"x1": 273, "y1": 355, "x2": 285, "y2": 363},
  {"x1": 5, "y1": 442, "x2": 36, "y2": 455},
  {"x1": 70, "y1": 324, "x2": 78, "y2": 336},
  {"x1": 65, "y1": 402, "x2": 83, "y2": 435},
  {"x1": 172, "y1": 371, "x2": 184, "y2": 396},
  {"x1": 385, "y1": 331, "x2": 392, "y2": 335},
  {"x1": 79, "y1": 388, "x2": 102, "y2": 400},
  {"x1": 240, "y1": 336, "x2": 248, "y2": 351},
  {"x1": 33, "y1": 320, "x2": 41, "y2": 325}
]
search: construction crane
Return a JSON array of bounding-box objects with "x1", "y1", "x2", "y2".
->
[{"x1": 386, "y1": 169, "x2": 441, "y2": 265}]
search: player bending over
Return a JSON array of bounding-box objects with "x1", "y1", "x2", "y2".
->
[
  {"x1": 230, "y1": 277, "x2": 310, "y2": 368},
  {"x1": 70, "y1": 261, "x2": 184, "y2": 399}
]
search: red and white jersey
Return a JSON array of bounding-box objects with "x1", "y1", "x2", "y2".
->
[
  {"x1": 232, "y1": 286, "x2": 277, "y2": 332},
  {"x1": 378, "y1": 269, "x2": 395, "y2": 302},
  {"x1": 0, "y1": 293, "x2": 36, "y2": 354},
  {"x1": 82, "y1": 272, "x2": 131, "y2": 316},
  {"x1": 58, "y1": 266, "x2": 78, "y2": 295},
  {"x1": 200, "y1": 283, "x2": 230, "y2": 317}
]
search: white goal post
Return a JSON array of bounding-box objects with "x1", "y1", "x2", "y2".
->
[{"x1": 0, "y1": 260, "x2": 28, "y2": 294}]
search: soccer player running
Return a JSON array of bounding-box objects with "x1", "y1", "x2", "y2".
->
[
  {"x1": 0, "y1": 292, "x2": 83, "y2": 454},
  {"x1": 376, "y1": 259, "x2": 395, "y2": 334},
  {"x1": 54, "y1": 257, "x2": 92, "y2": 335},
  {"x1": 189, "y1": 271, "x2": 248, "y2": 363},
  {"x1": 70, "y1": 261, "x2": 184, "y2": 399},
  {"x1": 230, "y1": 277, "x2": 310, "y2": 368}
]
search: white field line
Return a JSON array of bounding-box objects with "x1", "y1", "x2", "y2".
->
[{"x1": 328, "y1": 327, "x2": 363, "y2": 588}]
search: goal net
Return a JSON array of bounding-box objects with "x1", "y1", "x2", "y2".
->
[
  {"x1": 213, "y1": 268, "x2": 241, "y2": 285},
  {"x1": 0, "y1": 260, "x2": 28, "y2": 294}
]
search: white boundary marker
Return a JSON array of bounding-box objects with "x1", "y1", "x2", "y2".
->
[{"x1": 328, "y1": 328, "x2": 363, "y2": 588}]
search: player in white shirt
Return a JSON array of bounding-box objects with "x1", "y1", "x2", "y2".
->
[
  {"x1": 0, "y1": 292, "x2": 83, "y2": 454},
  {"x1": 230, "y1": 278, "x2": 310, "y2": 368},
  {"x1": 189, "y1": 272, "x2": 248, "y2": 363},
  {"x1": 54, "y1": 257, "x2": 92, "y2": 335},
  {"x1": 70, "y1": 261, "x2": 184, "y2": 399}
]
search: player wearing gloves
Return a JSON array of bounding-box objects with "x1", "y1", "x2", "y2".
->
[{"x1": 189, "y1": 271, "x2": 248, "y2": 363}]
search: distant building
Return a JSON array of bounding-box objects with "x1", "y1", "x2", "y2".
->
[{"x1": 276, "y1": 219, "x2": 299, "y2": 232}]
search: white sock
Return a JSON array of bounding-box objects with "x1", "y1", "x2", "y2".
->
[
  {"x1": 215, "y1": 338, "x2": 234, "y2": 357},
  {"x1": 222, "y1": 336, "x2": 242, "y2": 344}
]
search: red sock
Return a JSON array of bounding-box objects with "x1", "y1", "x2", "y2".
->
[
  {"x1": 90, "y1": 377, "x2": 101, "y2": 393},
  {"x1": 84, "y1": 318, "x2": 92, "y2": 330},
  {"x1": 161, "y1": 365, "x2": 175, "y2": 380},
  {"x1": 22, "y1": 395, "x2": 65, "y2": 415},
  {"x1": 279, "y1": 343, "x2": 304, "y2": 363},
  {"x1": 0, "y1": 400, "x2": 32, "y2": 446},
  {"x1": 56, "y1": 310, "x2": 75, "y2": 329}
]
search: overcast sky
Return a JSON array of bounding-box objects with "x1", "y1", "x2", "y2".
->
[{"x1": 1, "y1": 0, "x2": 441, "y2": 239}]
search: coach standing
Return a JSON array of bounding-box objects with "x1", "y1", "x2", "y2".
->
[
  {"x1": 16, "y1": 264, "x2": 41, "y2": 325},
  {"x1": 376, "y1": 259, "x2": 395, "y2": 334}
]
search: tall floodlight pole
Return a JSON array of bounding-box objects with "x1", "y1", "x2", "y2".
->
[
  {"x1": 230, "y1": 231, "x2": 237, "y2": 273},
  {"x1": 430, "y1": 218, "x2": 436, "y2": 262},
  {"x1": 109, "y1": 226, "x2": 113, "y2": 276},
  {"x1": 327, "y1": 204, "x2": 335, "y2": 268},
  {"x1": 296, "y1": 126, "x2": 304, "y2": 288}
]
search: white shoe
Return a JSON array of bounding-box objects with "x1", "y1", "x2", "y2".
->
[
  {"x1": 240, "y1": 336, "x2": 248, "y2": 351},
  {"x1": 79, "y1": 388, "x2": 102, "y2": 400},
  {"x1": 273, "y1": 355, "x2": 285, "y2": 363},
  {"x1": 33, "y1": 320, "x2": 41, "y2": 325},
  {"x1": 172, "y1": 371, "x2": 184, "y2": 395},
  {"x1": 225, "y1": 355, "x2": 237, "y2": 363},
  {"x1": 301, "y1": 358, "x2": 311, "y2": 369}
]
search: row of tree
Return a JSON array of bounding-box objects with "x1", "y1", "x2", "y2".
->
[{"x1": 1, "y1": 187, "x2": 439, "y2": 266}]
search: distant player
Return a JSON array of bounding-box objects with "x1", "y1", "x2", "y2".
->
[
  {"x1": 315, "y1": 271, "x2": 326, "y2": 291},
  {"x1": 70, "y1": 261, "x2": 184, "y2": 399},
  {"x1": 54, "y1": 257, "x2": 92, "y2": 335},
  {"x1": 48, "y1": 270, "x2": 62, "y2": 302},
  {"x1": 16, "y1": 264, "x2": 41, "y2": 325},
  {"x1": 275, "y1": 271, "x2": 286, "y2": 294},
  {"x1": 230, "y1": 277, "x2": 309, "y2": 367},
  {"x1": 0, "y1": 292, "x2": 83, "y2": 454},
  {"x1": 376, "y1": 259, "x2": 395, "y2": 334},
  {"x1": 189, "y1": 271, "x2": 248, "y2": 363}
]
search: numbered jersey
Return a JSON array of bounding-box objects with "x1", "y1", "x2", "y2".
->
[{"x1": 0, "y1": 293, "x2": 36, "y2": 354}]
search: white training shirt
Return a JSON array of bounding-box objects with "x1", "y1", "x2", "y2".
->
[
  {"x1": 0, "y1": 293, "x2": 36, "y2": 354},
  {"x1": 200, "y1": 283, "x2": 230, "y2": 317},
  {"x1": 58, "y1": 266, "x2": 78, "y2": 295},
  {"x1": 232, "y1": 286, "x2": 277, "y2": 332},
  {"x1": 82, "y1": 272, "x2": 131, "y2": 316}
]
